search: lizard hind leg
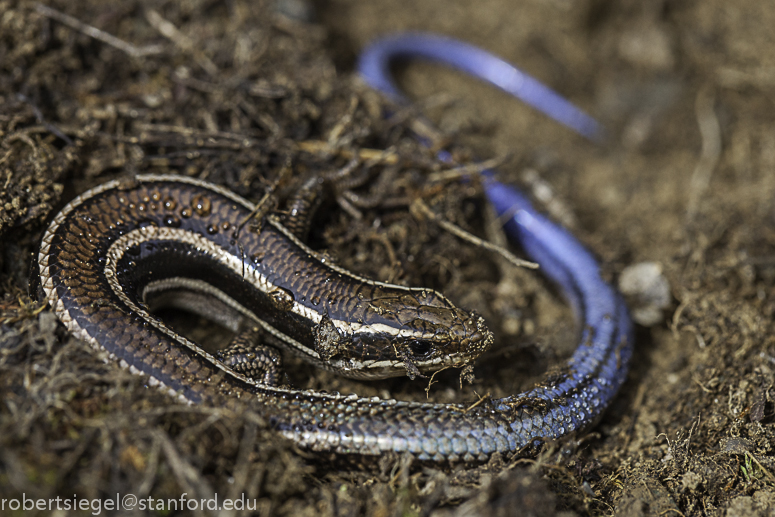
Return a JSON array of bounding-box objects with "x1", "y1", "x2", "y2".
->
[{"x1": 217, "y1": 326, "x2": 285, "y2": 386}]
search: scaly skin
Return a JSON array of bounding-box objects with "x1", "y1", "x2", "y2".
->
[{"x1": 39, "y1": 174, "x2": 632, "y2": 462}]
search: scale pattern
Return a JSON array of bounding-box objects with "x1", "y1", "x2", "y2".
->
[{"x1": 39, "y1": 175, "x2": 632, "y2": 462}]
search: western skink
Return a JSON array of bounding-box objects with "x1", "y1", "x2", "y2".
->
[
  {"x1": 37, "y1": 34, "x2": 633, "y2": 462},
  {"x1": 38, "y1": 168, "x2": 631, "y2": 462}
]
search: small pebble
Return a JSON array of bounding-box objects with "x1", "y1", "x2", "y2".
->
[{"x1": 618, "y1": 262, "x2": 671, "y2": 326}]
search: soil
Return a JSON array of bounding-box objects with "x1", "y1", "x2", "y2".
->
[{"x1": 2, "y1": 0, "x2": 775, "y2": 515}]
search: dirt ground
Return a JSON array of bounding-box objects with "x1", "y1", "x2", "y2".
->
[{"x1": 2, "y1": 0, "x2": 775, "y2": 515}]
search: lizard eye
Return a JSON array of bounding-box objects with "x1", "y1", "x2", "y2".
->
[{"x1": 409, "y1": 340, "x2": 432, "y2": 358}]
